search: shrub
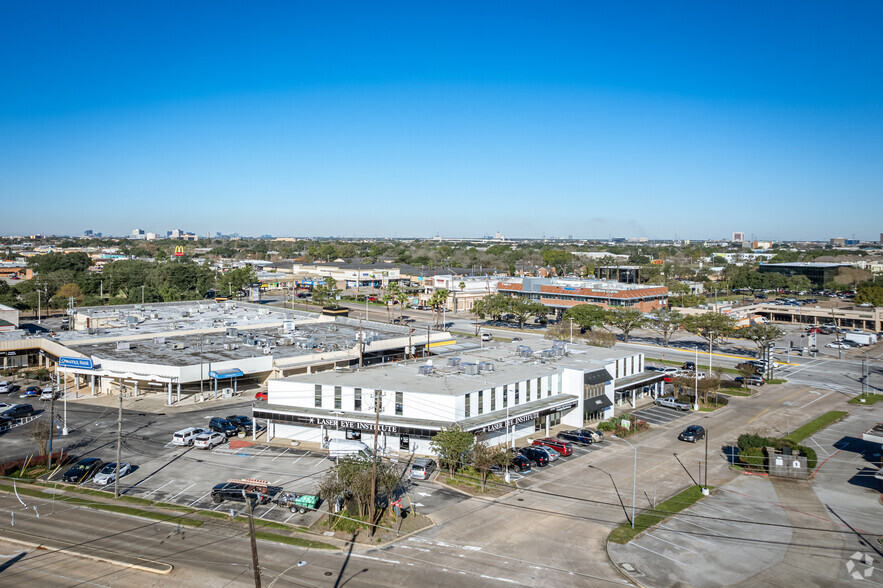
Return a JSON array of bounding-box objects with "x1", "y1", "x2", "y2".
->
[
  {"x1": 582, "y1": 331, "x2": 616, "y2": 348},
  {"x1": 737, "y1": 433, "x2": 774, "y2": 452},
  {"x1": 797, "y1": 445, "x2": 817, "y2": 470},
  {"x1": 739, "y1": 447, "x2": 766, "y2": 470},
  {"x1": 598, "y1": 421, "x2": 616, "y2": 432}
]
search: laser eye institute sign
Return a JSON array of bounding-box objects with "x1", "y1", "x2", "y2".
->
[{"x1": 58, "y1": 356, "x2": 94, "y2": 370}]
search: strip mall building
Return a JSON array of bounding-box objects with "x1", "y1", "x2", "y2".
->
[{"x1": 496, "y1": 277, "x2": 668, "y2": 314}]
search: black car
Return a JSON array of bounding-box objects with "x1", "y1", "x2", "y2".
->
[
  {"x1": 211, "y1": 482, "x2": 282, "y2": 506},
  {"x1": 62, "y1": 457, "x2": 104, "y2": 484},
  {"x1": 0, "y1": 415, "x2": 12, "y2": 430},
  {"x1": 683, "y1": 361, "x2": 696, "y2": 371},
  {"x1": 557, "y1": 431, "x2": 594, "y2": 446},
  {"x1": 209, "y1": 417, "x2": 239, "y2": 437},
  {"x1": 1, "y1": 404, "x2": 35, "y2": 420},
  {"x1": 678, "y1": 425, "x2": 706, "y2": 443},
  {"x1": 225, "y1": 415, "x2": 253, "y2": 434},
  {"x1": 516, "y1": 446, "x2": 549, "y2": 467}
]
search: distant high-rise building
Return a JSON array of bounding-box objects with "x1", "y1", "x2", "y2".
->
[
  {"x1": 830, "y1": 237, "x2": 846, "y2": 247},
  {"x1": 83, "y1": 230, "x2": 93, "y2": 237},
  {"x1": 131, "y1": 228, "x2": 146, "y2": 240},
  {"x1": 732, "y1": 232, "x2": 744, "y2": 242}
]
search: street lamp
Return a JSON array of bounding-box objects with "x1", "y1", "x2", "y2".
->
[{"x1": 611, "y1": 435, "x2": 637, "y2": 529}]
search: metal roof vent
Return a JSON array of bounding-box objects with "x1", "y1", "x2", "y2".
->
[
  {"x1": 116, "y1": 341, "x2": 130, "y2": 350},
  {"x1": 418, "y1": 365, "x2": 434, "y2": 376},
  {"x1": 447, "y1": 357, "x2": 461, "y2": 368},
  {"x1": 462, "y1": 362, "x2": 479, "y2": 375},
  {"x1": 478, "y1": 361, "x2": 495, "y2": 372}
]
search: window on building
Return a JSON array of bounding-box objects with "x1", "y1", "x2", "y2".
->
[
  {"x1": 465, "y1": 393, "x2": 471, "y2": 418},
  {"x1": 514, "y1": 383, "x2": 520, "y2": 405},
  {"x1": 537, "y1": 378, "x2": 543, "y2": 398},
  {"x1": 395, "y1": 391, "x2": 403, "y2": 416},
  {"x1": 354, "y1": 388, "x2": 362, "y2": 411},
  {"x1": 314, "y1": 384, "x2": 322, "y2": 408},
  {"x1": 334, "y1": 386, "x2": 342, "y2": 410},
  {"x1": 503, "y1": 385, "x2": 508, "y2": 408},
  {"x1": 550, "y1": 412, "x2": 562, "y2": 427},
  {"x1": 526, "y1": 380, "x2": 532, "y2": 402},
  {"x1": 478, "y1": 390, "x2": 484, "y2": 414},
  {"x1": 491, "y1": 388, "x2": 497, "y2": 410}
]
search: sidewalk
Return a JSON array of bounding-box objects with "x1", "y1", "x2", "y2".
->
[{"x1": 61, "y1": 386, "x2": 261, "y2": 414}]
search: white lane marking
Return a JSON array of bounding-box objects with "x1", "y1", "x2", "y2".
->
[
  {"x1": 657, "y1": 523, "x2": 715, "y2": 545},
  {"x1": 167, "y1": 483, "x2": 196, "y2": 501},
  {"x1": 212, "y1": 502, "x2": 225, "y2": 511},
  {"x1": 271, "y1": 448, "x2": 289, "y2": 462},
  {"x1": 292, "y1": 453, "x2": 306, "y2": 465},
  {"x1": 314, "y1": 458, "x2": 324, "y2": 468},
  {"x1": 800, "y1": 391, "x2": 831, "y2": 409},
  {"x1": 283, "y1": 512, "x2": 297, "y2": 524},
  {"x1": 258, "y1": 504, "x2": 277, "y2": 519},
  {"x1": 250, "y1": 446, "x2": 270, "y2": 459},
  {"x1": 141, "y1": 480, "x2": 173, "y2": 498},
  {"x1": 188, "y1": 491, "x2": 212, "y2": 507},
  {"x1": 630, "y1": 541, "x2": 683, "y2": 565},
  {"x1": 808, "y1": 437, "x2": 831, "y2": 457},
  {"x1": 644, "y1": 532, "x2": 700, "y2": 554},
  {"x1": 350, "y1": 553, "x2": 401, "y2": 564}
]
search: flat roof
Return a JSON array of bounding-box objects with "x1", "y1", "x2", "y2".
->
[{"x1": 273, "y1": 344, "x2": 633, "y2": 396}]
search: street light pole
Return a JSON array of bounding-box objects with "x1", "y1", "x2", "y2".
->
[{"x1": 612, "y1": 435, "x2": 637, "y2": 528}]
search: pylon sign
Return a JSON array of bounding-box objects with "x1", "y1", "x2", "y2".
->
[{"x1": 174, "y1": 246, "x2": 185, "y2": 257}]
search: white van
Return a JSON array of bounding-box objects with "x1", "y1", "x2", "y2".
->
[
  {"x1": 327, "y1": 439, "x2": 373, "y2": 460},
  {"x1": 172, "y1": 427, "x2": 205, "y2": 446}
]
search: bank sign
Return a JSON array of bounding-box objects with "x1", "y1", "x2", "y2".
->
[{"x1": 58, "y1": 356, "x2": 94, "y2": 370}]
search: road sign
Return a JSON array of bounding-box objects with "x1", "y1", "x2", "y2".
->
[{"x1": 58, "y1": 357, "x2": 93, "y2": 369}]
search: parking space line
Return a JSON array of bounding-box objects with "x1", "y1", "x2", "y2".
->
[
  {"x1": 644, "y1": 532, "x2": 700, "y2": 554},
  {"x1": 251, "y1": 446, "x2": 271, "y2": 459},
  {"x1": 167, "y1": 483, "x2": 196, "y2": 501},
  {"x1": 800, "y1": 391, "x2": 831, "y2": 409},
  {"x1": 141, "y1": 480, "x2": 173, "y2": 498},
  {"x1": 808, "y1": 437, "x2": 831, "y2": 457},
  {"x1": 671, "y1": 516, "x2": 731, "y2": 538},
  {"x1": 258, "y1": 504, "x2": 277, "y2": 519},
  {"x1": 283, "y1": 512, "x2": 297, "y2": 524},
  {"x1": 695, "y1": 502, "x2": 754, "y2": 522},
  {"x1": 212, "y1": 502, "x2": 225, "y2": 511},
  {"x1": 271, "y1": 448, "x2": 289, "y2": 461},
  {"x1": 188, "y1": 491, "x2": 212, "y2": 507},
  {"x1": 292, "y1": 452, "x2": 307, "y2": 465},
  {"x1": 314, "y1": 458, "x2": 325, "y2": 468},
  {"x1": 630, "y1": 541, "x2": 684, "y2": 564}
]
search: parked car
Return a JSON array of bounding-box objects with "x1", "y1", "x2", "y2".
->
[
  {"x1": 653, "y1": 397, "x2": 691, "y2": 411},
  {"x1": 254, "y1": 391, "x2": 268, "y2": 401},
  {"x1": 409, "y1": 458, "x2": 436, "y2": 480},
  {"x1": 736, "y1": 362, "x2": 763, "y2": 375},
  {"x1": 532, "y1": 438, "x2": 573, "y2": 457},
  {"x1": 0, "y1": 415, "x2": 12, "y2": 430},
  {"x1": 62, "y1": 457, "x2": 104, "y2": 484},
  {"x1": 508, "y1": 453, "x2": 532, "y2": 473},
  {"x1": 660, "y1": 367, "x2": 679, "y2": 375},
  {"x1": 209, "y1": 417, "x2": 239, "y2": 437},
  {"x1": 682, "y1": 361, "x2": 696, "y2": 371},
  {"x1": 678, "y1": 425, "x2": 706, "y2": 443},
  {"x1": 1, "y1": 404, "x2": 34, "y2": 420},
  {"x1": 0, "y1": 381, "x2": 12, "y2": 394},
  {"x1": 516, "y1": 446, "x2": 549, "y2": 467},
  {"x1": 171, "y1": 427, "x2": 206, "y2": 446},
  {"x1": 22, "y1": 386, "x2": 41, "y2": 397},
  {"x1": 211, "y1": 481, "x2": 282, "y2": 506},
  {"x1": 481, "y1": 332, "x2": 493, "y2": 342},
  {"x1": 735, "y1": 375, "x2": 765, "y2": 386},
  {"x1": 194, "y1": 431, "x2": 227, "y2": 449},
  {"x1": 93, "y1": 462, "x2": 132, "y2": 485},
  {"x1": 557, "y1": 430, "x2": 594, "y2": 446},
  {"x1": 575, "y1": 429, "x2": 604, "y2": 442},
  {"x1": 535, "y1": 446, "x2": 560, "y2": 461},
  {"x1": 226, "y1": 415, "x2": 253, "y2": 434},
  {"x1": 40, "y1": 388, "x2": 57, "y2": 401}
]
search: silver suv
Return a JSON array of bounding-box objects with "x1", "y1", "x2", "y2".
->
[
  {"x1": 653, "y1": 397, "x2": 691, "y2": 411},
  {"x1": 409, "y1": 458, "x2": 436, "y2": 480}
]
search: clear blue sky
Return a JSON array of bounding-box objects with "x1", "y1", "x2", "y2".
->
[{"x1": 1, "y1": 1, "x2": 881, "y2": 241}]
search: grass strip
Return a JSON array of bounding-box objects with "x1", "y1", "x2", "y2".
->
[
  {"x1": 254, "y1": 531, "x2": 337, "y2": 550},
  {"x1": 722, "y1": 389, "x2": 752, "y2": 397},
  {"x1": 609, "y1": 485, "x2": 709, "y2": 545},
  {"x1": 253, "y1": 519, "x2": 293, "y2": 530},
  {"x1": 848, "y1": 394, "x2": 882, "y2": 405},
  {"x1": 783, "y1": 411, "x2": 848, "y2": 444},
  {"x1": 767, "y1": 378, "x2": 787, "y2": 384}
]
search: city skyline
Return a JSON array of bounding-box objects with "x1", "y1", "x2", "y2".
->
[{"x1": 2, "y1": 2, "x2": 881, "y2": 240}]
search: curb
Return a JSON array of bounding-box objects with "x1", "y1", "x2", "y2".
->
[
  {"x1": 1, "y1": 533, "x2": 173, "y2": 574},
  {"x1": 604, "y1": 536, "x2": 646, "y2": 588}
]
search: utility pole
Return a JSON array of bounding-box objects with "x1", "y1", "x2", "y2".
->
[
  {"x1": 141, "y1": 284, "x2": 145, "y2": 304},
  {"x1": 369, "y1": 389, "x2": 381, "y2": 536},
  {"x1": 704, "y1": 426, "x2": 709, "y2": 489},
  {"x1": 242, "y1": 490, "x2": 262, "y2": 588},
  {"x1": 358, "y1": 319, "x2": 364, "y2": 369},
  {"x1": 115, "y1": 387, "x2": 123, "y2": 498},
  {"x1": 48, "y1": 391, "x2": 56, "y2": 473}
]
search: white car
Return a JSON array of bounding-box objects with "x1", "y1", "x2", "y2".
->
[
  {"x1": 0, "y1": 381, "x2": 11, "y2": 393},
  {"x1": 193, "y1": 431, "x2": 226, "y2": 449},
  {"x1": 40, "y1": 387, "x2": 56, "y2": 401},
  {"x1": 93, "y1": 462, "x2": 132, "y2": 485},
  {"x1": 825, "y1": 342, "x2": 851, "y2": 349}
]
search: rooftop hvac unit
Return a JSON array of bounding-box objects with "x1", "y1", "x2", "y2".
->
[
  {"x1": 542, "y1": 349, "x2": 555, "y2": 358},
  {"x1": 282, "y1": 320, "x2": 295, "y2": 333},
  {"x1": 116, "y1": 341, "x2": 130, "y2": 350},
  {"x1": 152, "y1": 313, "x2": 159, "y2": 319},
  {"x1": 224, "y1": 343, "x2": 238, "y2": 351},
  {"x1": 171, "y1": 343, "x2": 186, "y2": 350},
  {"x1": 418, "y1": 365, "x2": 434, "y2": 376},
  {"x1": 517, "y1": 346, "x2": 533, "y2": 358},
  {"x1": 462, "y1": 362, "x2": 479, "y2": 375},
  {"x1": 552, "y1": 340, "x2": 566, "y2": 350},
  {"x1": 153, "y1": 337, "x2": 165, "y2": 344},
  {"x1": 478, "y1": 361, "x2": 495, "y2": 372},
  {"x1": 182, "y1": 311, "x2": 190, "y2": 318},
  {"x1": 259, "y1": 308, "x2": 270, "y2": 315},
  {"x1": 447, "y1": 357, "x2": 461, "y2": 367}
]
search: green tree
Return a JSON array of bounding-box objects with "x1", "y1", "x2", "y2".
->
[
  {"x1": 28, "y1": 251, "x2": 92, "y2": 274},
  {"x1": 541, "y1": 249, "x2": 573, "y2": 273},
  {"x1": 736, "y1": 323, "x2": 785, "y2": 359},
  {"x1": 217, "y1": 266, "x2": 257, "y2": 298},
  {"x1": 429, "y1": 288, "x2": 450, "y2": 328},
  {"x1": 471, "y1": 437, "x2": 511, "y2": 490},
  {"x1": 430, "y1": 425, "x2": 474, "y2": 475},
  {"x1": 648, "y1": 307, "x2": 684, "y2": 347},
  {"x1": 787, "y1": 274, "x2": 813, "y2": 293},
  {"x1": 509, "y1": 299, "x2": 546, "y2": 329},
  {"x1": 855, "y1": 284, "x2": 883, "y2": 307},
  {"x1": 563, "y1": 304, "x2": 608, "y2": 332},
  {"x1": 681, "y1": 312, "x2": 737, "y2": 351},
  {"x1": 605, "y1": 307, "x2": 647, "y2": 343}
]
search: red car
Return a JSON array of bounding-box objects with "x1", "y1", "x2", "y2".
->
[
  {"x1": 254, "y1": 391, "x2": 268, "y2": 401},
  {"x1": 532, "y1": 438, "x2": 573, "y2": 457}
]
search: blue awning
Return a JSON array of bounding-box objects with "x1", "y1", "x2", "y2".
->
[{"x1": 209, "y1": 369, "x2": 244, "y2": 380}]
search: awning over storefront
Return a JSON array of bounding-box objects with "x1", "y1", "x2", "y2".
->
[
  {"x1": 614, "y1": 370, "x2": 665, "y2": 391},
  {"x1": 209, "y1": 369, "x2": 244, "y2": 379},
  {"x1": 585, "y1": 394, "x2": 613, "y2": 411}
]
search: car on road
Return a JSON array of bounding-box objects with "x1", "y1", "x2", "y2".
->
[
  {"x1": 93, "y1": 462, "x2": 132, "y2": 485},
  {"x1": 209, "y1": 417, "x2": 240, "y2": 437},
  {"x1": 254, "y1": 391, "x2": 268, "y2": 401},
  {"x1": 511, "y1": 337, "x2": 523, "y2": 342},
  {"x1": 211, "y1": 481, "x2": 282, "y2": 506},
  {"x1": 653, "y1": 397, "x2": 691, "y2": 411},
  {"x1": 409, "y1": 458, "x2": 436, "y2": 480},
  {"x1": 678, "y1": 425, "x2": 706, "y2": 443},
  {"x1": 194, "y1": 431, "x2": 227, "y2": 449},
  {"x1": 22, "y1": 386, "x2": 41, "y2": 397},
  {"x1": 40, "y1": 387, "x2": 57, "y2": 401},
  {"x1": 1, "y1": 404, "x2": 35, "y2": 419},
  {"x1": 516, "y1": 446, "x2": 549, "y2": 467},
  {"x1": 557, "y1": 430, "x2": 594, "y2": 446},
  {"x1": 735, "y1": 375, "x2": 765, "y2": 386},
  {"x1": 825, "y1": 342, "x2": 851, "y2": 349},
  {"x1": 226, "y1": 415, "x2": 253, "y2": 434},
  {"x1": 481, "y1": 332, "x2": 493, "y2": 341},
  {"x1": 62, "y1": 457, "x2": 104, "y2": 484},
  {"x1": 532, "y1": 438, "x2": 573, "y2": 457}
]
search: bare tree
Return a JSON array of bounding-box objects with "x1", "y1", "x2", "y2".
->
[{"x1": 28, "y1": 418, "x2": 51, "y2": 456}]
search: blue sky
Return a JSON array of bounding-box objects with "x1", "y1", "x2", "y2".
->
[{"x1": 1, "y1": 2, "x2": 881, "y2": 241}]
